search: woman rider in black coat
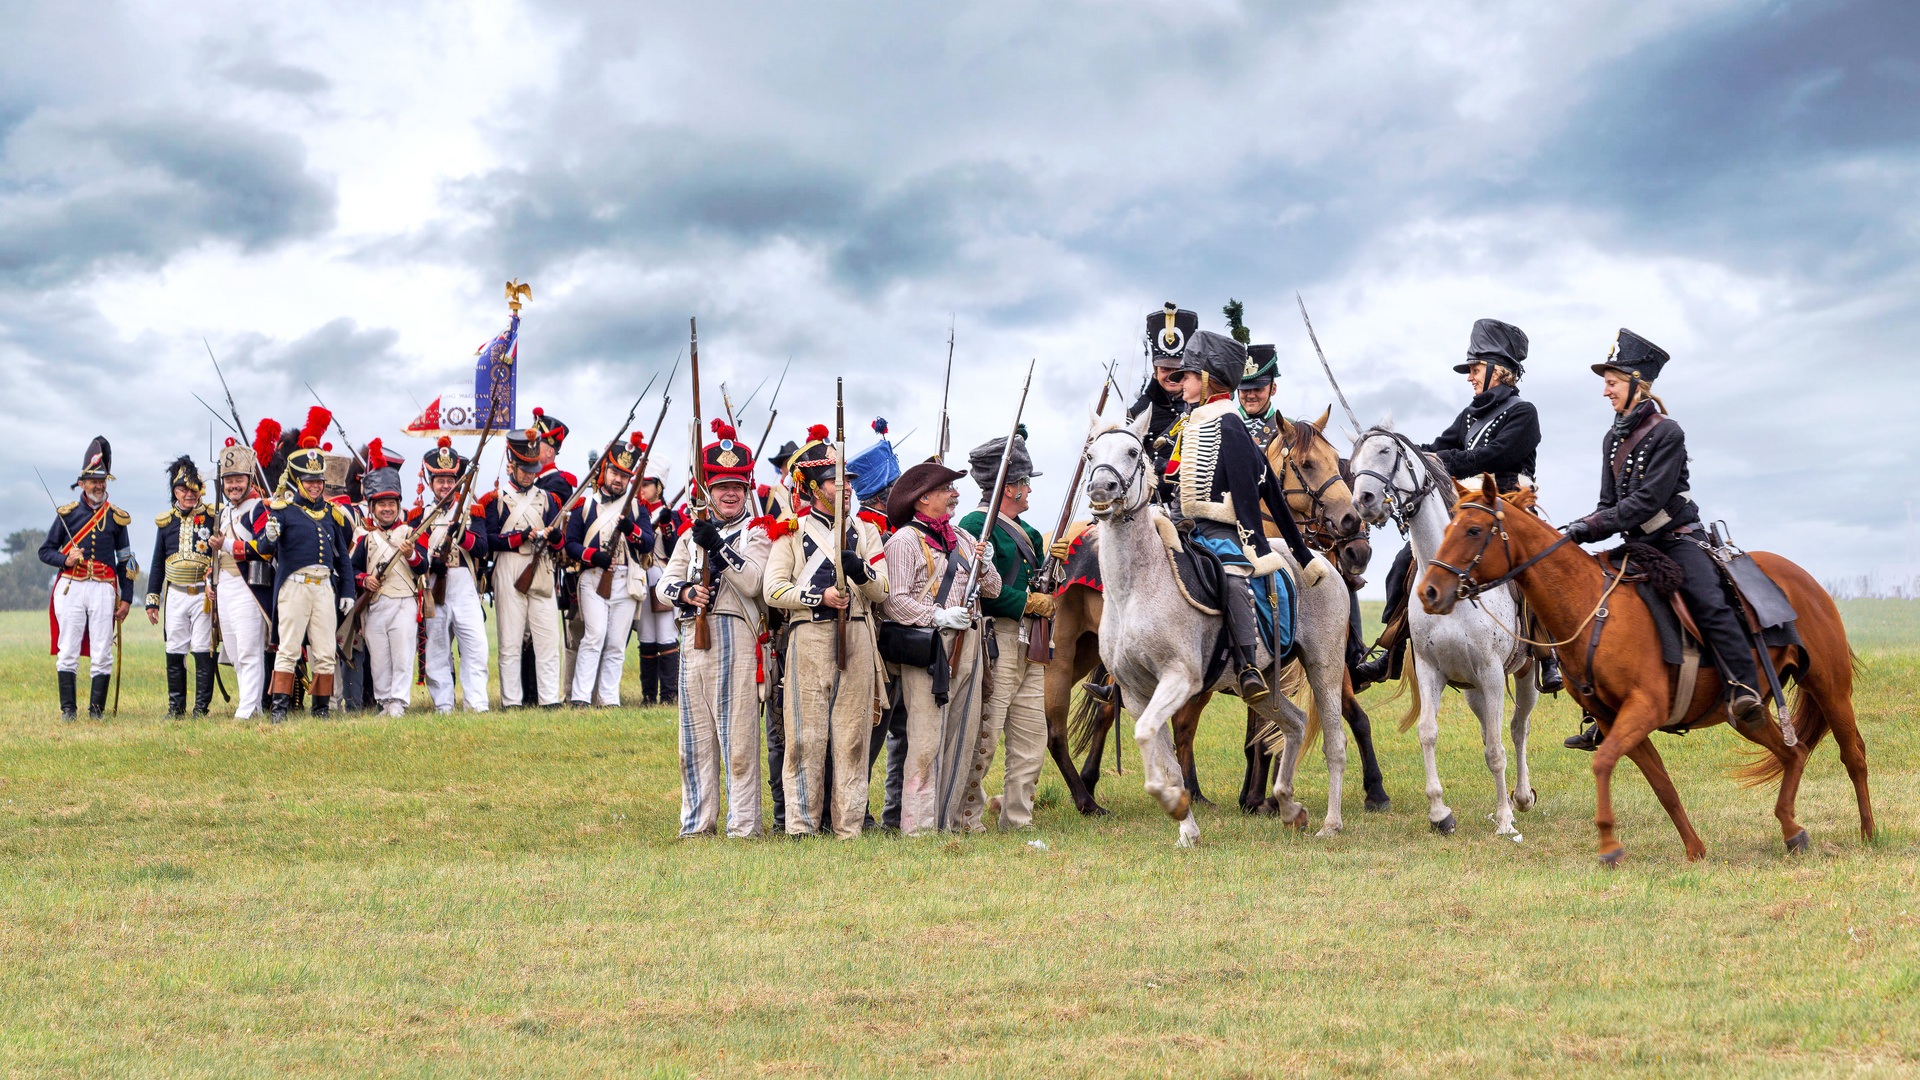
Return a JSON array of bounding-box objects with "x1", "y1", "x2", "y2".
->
[{"x1": 1559, "y1": 329, "x2": 1764, "y2": 750}]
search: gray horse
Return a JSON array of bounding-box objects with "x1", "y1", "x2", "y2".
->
[{"x1": 1083, "y1": 410, "x2": 1353, "y2": 846}]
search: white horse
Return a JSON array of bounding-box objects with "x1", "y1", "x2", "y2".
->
[
  {"x1": 1084, "y1": 410, "x2": 1351, "y2": 846},
  {"x1": 1348, "y1": 428, "x2": 1538, "y2": 838}
]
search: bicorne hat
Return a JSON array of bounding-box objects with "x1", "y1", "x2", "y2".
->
[
  {"x1": 164, "y1": 454, "x2": 204, "y2": 497},
  {"x1": 74, "y1": 436, "x2": 114, "y2": 486},
  {"x1": 1593, "y1": 328, "x2": 1670, "y2": 383},
  {"x1": 1241, "y1": 344, "x2": 1280, "y2": 389},
  {"x1": 1454, "y1": 318, "x2": 1529, "y2": 377},
  {"x1": 1147, "y1": 302, "x2": 1201, "y2": 362},
  {"x1": 886, "y1": 461, "x2": 967, "y2": 530}
]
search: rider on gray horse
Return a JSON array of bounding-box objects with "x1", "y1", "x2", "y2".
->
[
  {"x1": 1353, "y1": 318, "x2": 1557, "y2": 693},
  {"x1": 1559, "y1": 329, "x2": 1766, "y2": 750},
  {"x1": 1161, "y1": 327, "x2": 1317, "y2": 704}
]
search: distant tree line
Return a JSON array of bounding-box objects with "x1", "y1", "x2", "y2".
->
[{"x1": 0, "y1": 529, "x2": 54, "y2": 610}]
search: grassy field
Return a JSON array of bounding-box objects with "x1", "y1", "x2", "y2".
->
[{"x1": 1, "y1": 601, "x2": 1916, "y2": 1078}]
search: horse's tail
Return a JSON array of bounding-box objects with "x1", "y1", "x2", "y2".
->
[
  {"x1": 1295, "y1": 662, "x2": 1321, "y2": 757},
  {"x1": 1396, "y1": 659, "x2": 1422, "y2": 733},
  {"x1": 1068, "y1": 682, "x2": 1107, "y2": 758},
  {"x1": 1732, "y1": 682, "x2": 1831, "y2": 788},
  {"x1": 1256, "y1": 660, "x2": 1315, "y2": 755}
]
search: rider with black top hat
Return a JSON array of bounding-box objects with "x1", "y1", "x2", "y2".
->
[
  {"x1": 1559, "y1": 329, "x2": 1765, "y2": 750},
  {"x1": 1353, "y1": 318, "x2": 1558, "y2": 692}
]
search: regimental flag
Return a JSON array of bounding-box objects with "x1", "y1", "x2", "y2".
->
[{"x1": 473, "y1": 313, "x2": 519, "y2": 431}]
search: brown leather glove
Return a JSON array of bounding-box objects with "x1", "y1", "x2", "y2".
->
[
  {"x1": 1047, "y1": 538, "x2": 1071, "y2": 561},
  {"x1": 1023, "y1": 591, "x2": 1055, "y2": 618}
]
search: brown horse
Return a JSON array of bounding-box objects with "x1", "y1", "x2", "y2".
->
[
  {"x1": 1043, "y1": 408, "x2": 1390, "y2": 816},
  {"x1": 1417, "y1": 479, "x2": 1872, "y2": 863}
]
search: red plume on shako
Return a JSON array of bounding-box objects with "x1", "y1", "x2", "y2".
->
[{"x1": 701, "y1": 418, "x2": 754, "y2": 484}]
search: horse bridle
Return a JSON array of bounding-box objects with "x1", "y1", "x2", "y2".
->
[
  {"x1": 1270, "y1": 422, "x2": 1357, "y2": 548},
  {"x1": 1085, "y1": 425, "x2": 1150, "y2": 523},
  {"x1": 1351, "y1": 428, "x2": 1438, "y2": 536},
  {"x1": 1425, "y1": 496, "x2": 1575, "y2": 602}
]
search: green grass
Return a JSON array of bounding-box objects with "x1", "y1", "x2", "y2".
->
[{"x1": 1, "y1": 604, "x2": 1917, "y2": 1077}]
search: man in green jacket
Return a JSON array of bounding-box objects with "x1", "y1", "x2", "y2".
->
[{"x1": 958, "y1": 428, "x2": 1051, "y2": 830}]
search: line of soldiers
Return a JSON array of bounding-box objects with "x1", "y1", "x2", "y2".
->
[{"x1": 39, "y1": 301, "x2": 1765, "y2": 828}]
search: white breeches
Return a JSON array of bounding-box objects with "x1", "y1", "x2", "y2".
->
[
  {"x1": 572, "y1": 565, "x2": 638, "y2": 705},
  {"x1": 216, "y1": 572, "x2": 269, "y2": 718},
  {"x1": 162, "y1": 583, "x2": 214, "y2": 654},
  {"x1": 633, "y1": 564, "x2": 679, "y2": 645},
  {"x1": 493, "y1": 556, "x2": 561, "y2": 706},
  {"x1": 423, "y1": 567, "x2": 489, "y2": 713},
  {"x1": 364, "y1": 594, "x2": 416, "y2": 715},
  {"x1": 54, "y1": 579, "x2": 118, "y2": 676},
  {"x1": 273, "y1": 570, "x2": 338, "y2": 676}
]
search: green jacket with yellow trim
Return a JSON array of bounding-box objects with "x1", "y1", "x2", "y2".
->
[{"x1": 956, "y1": 507, "x2": 1044, "y2": 623}]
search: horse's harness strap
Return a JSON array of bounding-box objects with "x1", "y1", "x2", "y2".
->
[{"x1": 1576, "y1": 563, "x2": 1621, "y2": 700}]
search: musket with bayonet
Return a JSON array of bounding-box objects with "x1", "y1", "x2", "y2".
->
[
  {"x1": 423, "y1": 401, "x2": 506, "y2": 611},
  {"x1": 514, "y1": 377, "x2": 656, "y2": 595},
  {"x1": 1294, "y1": 292, "x2": 1363, "y2": 437},
  {"x1": 950, "y1": 359, "x2": 1035, "y2": 676},
  {"x1": 305, "y1": 383, "x2": 367, "y2": 471},
  {"x1": 833, "y1": 377, "x2": 849, "y2": 671},
  {"x1": 686, "y1": 317, "x2": 715, "y2": 650},
  {"x1": 937, "y1": 317, "x2": 954, "y2": 464},
  {"x1": 204, "y1": 339, "x2": 274, "y2": 496},
  {"x1": 1025, "y1": 362, "x2": 1114, "y2": 664}
]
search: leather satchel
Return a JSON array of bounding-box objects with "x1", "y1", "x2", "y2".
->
[{"x1": 876, "y1": 532, "x2": 962, "y2": 669}]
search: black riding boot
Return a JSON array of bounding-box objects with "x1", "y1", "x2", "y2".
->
[
  {"x1": 310, "y1": 674, "x2": 333, "y2": 718},
  {"x1": 192, "y1": 651, "x2": 216, "y2": 716},
  {"x1": 89, "y1": 674, "x2": 110, "y2": 719},
  {"x1": 1082, "y1": 663, "x2": 1116, "y2": 704},
  {"x1": 656, "y1": 645, "x2": 680, "y2": 706},
  {"x1": 1537, "y1": 651, "x2": 1564, "y2": 694},
  {"x1": 1223, "y1": 579, "x2": 1268, "y2": 704},
  {"x1": 1354, "y1": 543, "x2": 1415, "y2": 690},
  {"x1": 638, "y1": 643, "x2": 658, "y2": 705},
  {"x1": 1564, "y1": 719, "x2": 1603, "y2": 752},
  {"x1": 58, "y1": 671, "x2": 77, "y2": 722},
  {"x1": 164, "y1": 653, "x2": 188, "y2": 718}
]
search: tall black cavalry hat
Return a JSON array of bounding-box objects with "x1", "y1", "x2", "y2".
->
[
  {"x1": 1147, "y1": 302, "x2": 1201, "y2": 362},
  {"x1": 1453, "y1": 318, "x2": 1528, "y2": 377},
  {"x1": 1593, "y1": 328, "x2": 1670, "y2": 383}
]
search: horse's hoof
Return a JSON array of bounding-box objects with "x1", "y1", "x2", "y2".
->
[
  {"x1": 1430, "y1": 812, "x2": 1457, "y2": 836},
  {"x1": 1599, "y1": 847, "x2": 1626, "y2": 868},
  {"x1": 1786, "y1": 829, "x2": 1810, "y2": 854},
  {"x1": 1191, "y1": 794, "x2": 1216, "y2": 810},
  {"x1": 1511, "y1": 787, "x2": 1538, "y2": 813},
  {"x1": 1289, "y1": 807, "x2": 1310, "y2": 832},
  {"x1": 1364, "y1": 797, "x2": 1391, "y2": 813},
  {"x1": 1078, "y1": 803, "x2": 1110, "y2": 818},
  {"x1": 1316, "y1": 823, "x2": 1343, "y2": 838}
]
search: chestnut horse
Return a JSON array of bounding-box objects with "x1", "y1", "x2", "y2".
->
[
  {"x1": 1041, "y1": 409, "x2": 1390, "y2": 816},
  {"x1": 1418, "y1": 479, "x2": 1872, "y2": 864}
]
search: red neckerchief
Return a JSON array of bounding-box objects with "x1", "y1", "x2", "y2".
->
[{"x1": 912, "y1": 512, "x2": 958, "y2": 551}]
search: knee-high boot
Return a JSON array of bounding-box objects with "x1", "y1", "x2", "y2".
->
[
  {"x1": 655, "y1": 644, "x2": 679, "y2": 706},
  {"x1": 1223, "y1": 579, "x2": 1268, "y2": 703},
  {"x1": 89, "y1": 674, "x2": 110, "y2": 719},
  {"x1": 192, "y1": 651, "x2": 216, "y2": 716},
  {"x1": 164, "y1": 654, "x2": 187, "y2": 718},
  {"x1": 638, "y1": 643, "x2": 658, "y2": 705},
  {"x1": 58, "y1": 671, "x2": 77, "y2": 722}
]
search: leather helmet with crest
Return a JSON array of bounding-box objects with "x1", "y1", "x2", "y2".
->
[{"x1": 1169, "y1": 329, "x2": 1247, "y2": 393}]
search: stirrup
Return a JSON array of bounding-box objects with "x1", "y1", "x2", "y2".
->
[
  {"x1": 1563, "y1": 723, "x2": 1602, "y2": 752},
  {"x1": 1081, "y1": 679, "x2": 1116, "y2": 704},
  {"x1": 1238, "y1": 666, "x2": 1271, "y2": 704}
]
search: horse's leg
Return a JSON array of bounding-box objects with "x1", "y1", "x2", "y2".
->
[
  {"x1": 1814, "y1": 690, "x2": 1876, "y2": 841},
  {"x1": 1463, "y1": 679, "x2": 1516, "y2": 838},
  {"x1": 1341, "y1": 681, "x2": 1391, "y2": 812},
  {"x1": 1262, "y1": 693, "x2": 1309, "y2": 828},
  {"x1": 1241, "y1": 706, "x2": 1274, "y2": 813},
  {"x1": 1045, "y1": 634, "x2": 1107, "y2": 816},
  {"x1": 1079, "y1": 695, "x2": 1114, "y2": 796},
  {"x1": 1299, "y1": 578, "x2": 1349, "y2": 838},
  {"x1": 1412, "y1": 657, "x2": 1455, "y2": 834},
  {"x1": 1133, "y1": 674, "x2": 1203, "y2": 847},
  {"x1": 1591, "y1": 699, "x2": 1663, "y2": 865},
  {"x1": 1729, "y1": 694, "x2": 1815, "y2": 852},
  {"x1": 1621, "y1": 738, "x2": 1706, "y2": 861},
  {"x1": 1509, "y1": 672, "x2": 1539, "y2": 813},
  {"x1": 1174, "y1": 694, "x2": 1212, "y2": 807}
]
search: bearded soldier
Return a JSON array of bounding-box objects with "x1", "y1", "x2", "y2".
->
[
  {"x1": 480, "y1": 427, "x2": 567, "y2": 708},
  {"x1": 764, "y1": 425, "x2": 890, "y2": 839},
  {"x1": 958, "y1": 431, "x2": 1050, "y2": 831},
  {"x1": 1352, "y1": 319, "x2": 1555, "y2": 692},
  {"x1": 1164, "y1": 329, "x2": 1326, "y2": 702},
  {"x1": 254, "y1": 436, "x2": 356, "y2": 721},
  {"x1": 564, "y1": 432, "x2": 655, "y2": 707},
  {"x1": 145, "y1": 456, "x2": 218, "y2": 718},
  {"x1": 411, "y1": 437, "x2": 491, "y2": 714},
  {"x1": 210, "y1": 437, "x2": 274, "y2": 720},
  {"x1": 348, "y1": 442, "x2": 421, "y2": 718},
  {"x1": 633, "y1": 471, "x2": 682, "y2": 707},
  {"x1": 658, "y1": 421, "x2": 771, "y2": 837},
  {"x1": 40, "y1": 437, "x2": 136, "y2": 721}
]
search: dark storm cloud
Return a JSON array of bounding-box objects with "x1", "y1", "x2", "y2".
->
[{"x1": 0, "y1": 113, "x2": 334, "y2": 288}]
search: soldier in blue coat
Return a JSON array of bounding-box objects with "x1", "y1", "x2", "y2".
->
[
  {"x1": 40, "y1": 436, "x2": 137, "y2": 720},
  {"x1": 249, "y1": 436, "x2": 356, "y2": 721}
]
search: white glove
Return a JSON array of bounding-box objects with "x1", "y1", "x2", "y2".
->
[
  {"x1": 339, "y1": 598, "x2": 354, "y2": 617},
  {"x1": 933, "y1": 606, "x2": 972, "y2": 631},
  {"x1": 1301, "y1": 557, "x2": 1330, "y2": 588},
  {"x1": 264, "y1": 516, "x2": 281, "y2": 541}
]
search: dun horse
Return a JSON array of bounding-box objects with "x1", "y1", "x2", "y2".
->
[{"x1": 1419, "y1": 479, "x2": 1872, "y2": 863}]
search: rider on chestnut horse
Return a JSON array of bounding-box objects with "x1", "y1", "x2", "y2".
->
[
  {"x1": 1559, "y1": 329, "x2": 1766, "y2": 749},
  {"x1": 1353, "y1": 318, "x2": 1559, "y2": 694}
]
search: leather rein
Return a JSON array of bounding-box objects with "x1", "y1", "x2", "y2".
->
[
  {"x1": 1266, "y1": 420, "x2": 1358, "y2": 550},
  {"x1": 1085, "y1": 426, "x2": 1151, "y2": 523}
]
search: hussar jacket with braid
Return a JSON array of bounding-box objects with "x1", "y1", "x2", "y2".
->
[
  {"x1": 659, "y1": 511, "x2": 772, "y2": 625},
  {"x1": 763, "y1": 508, "x2": 889, "y2": 621},
  {"x1": 1170, "y1": 397, "x2": 1313, "y2": 572}
]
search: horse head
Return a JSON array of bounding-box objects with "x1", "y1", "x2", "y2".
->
[
  {"x1": 1269, "y1": 405, "x2": 1361, "y2": 544},
  {"x1": 1084, "y1": 409, "x2": 1151, "y2": 520},
  {"x1": 1349, "y1": 425, "x2": 1424, "y2": 528},
  {"x1": 1418, "y1": 475, "x2": 1543, "y2": 615}
]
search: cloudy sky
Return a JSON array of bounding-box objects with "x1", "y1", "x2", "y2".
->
[{"x1": 4, "y1": 0, "x2": 1915, "y2": 593}]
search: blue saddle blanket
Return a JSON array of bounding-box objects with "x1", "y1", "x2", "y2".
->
[{"x1": 1189, "y1": 534, "x2": 1297, "y2": 657}]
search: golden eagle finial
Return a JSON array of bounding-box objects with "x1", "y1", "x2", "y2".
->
[{"x1": 505, "y1": 279, "x2": 532, "y2": 313}]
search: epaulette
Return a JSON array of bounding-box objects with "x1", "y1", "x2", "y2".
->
[
  {"x1": 329, "y1": 505, "x2": 348, "y2": 526},
  {"x1": 155, "y1": 510, "x2": 174, "y2": 526},
  {"x1": 558, "y1": 469, "x2": 578, "y2": 486},
  {"x1": 857, "y1": 507, "x2": 888, "y2": 527},
  {"x1": 111, "y1": 507, "x2": 130, "y2": 525},
  {"x1": 472, "y1": 490, "x2": 497, "y2": 510},
  {"x1": 759, "y1": 516, "x2": 797, "y2": 540},
  {"x1": 271, "y1": 497, "x2": 292, "y2": 510},
  {"x1": 675, "y1": 516, "x2": 692, "y2": 537},
  {"x1": 57, "y1": 501, "x2": 78, "y2": 514}
]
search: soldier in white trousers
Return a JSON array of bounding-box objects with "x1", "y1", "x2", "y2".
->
[
  {"x1": 412, "y1": 436, "x2": 490, "y2": 714},
  {"x1": 659, "y1": 421, "x2": 770, "y2": 837},
  {"x1": 348, "y1": 444, "x2": 421, "y2": 718},
  {"x1": 146, "y1": 455, "x2": 218, "y2": 718},
  {"x1": 482, "y1": 427, "x2": 567, "y2": 708},
  {"x1": 210, "y1": 438, "x2": 272, "y2": 721},
  {"x1": 39, "y1": 436, "x2": 136, "y2": 721},
  {"x1": 565, "y1": 433, "x2": 655, "y2": 706}
]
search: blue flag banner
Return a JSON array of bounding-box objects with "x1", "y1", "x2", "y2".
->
[{"x1": 472, "y1": 313, "x2": 519, "y2": 431}]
